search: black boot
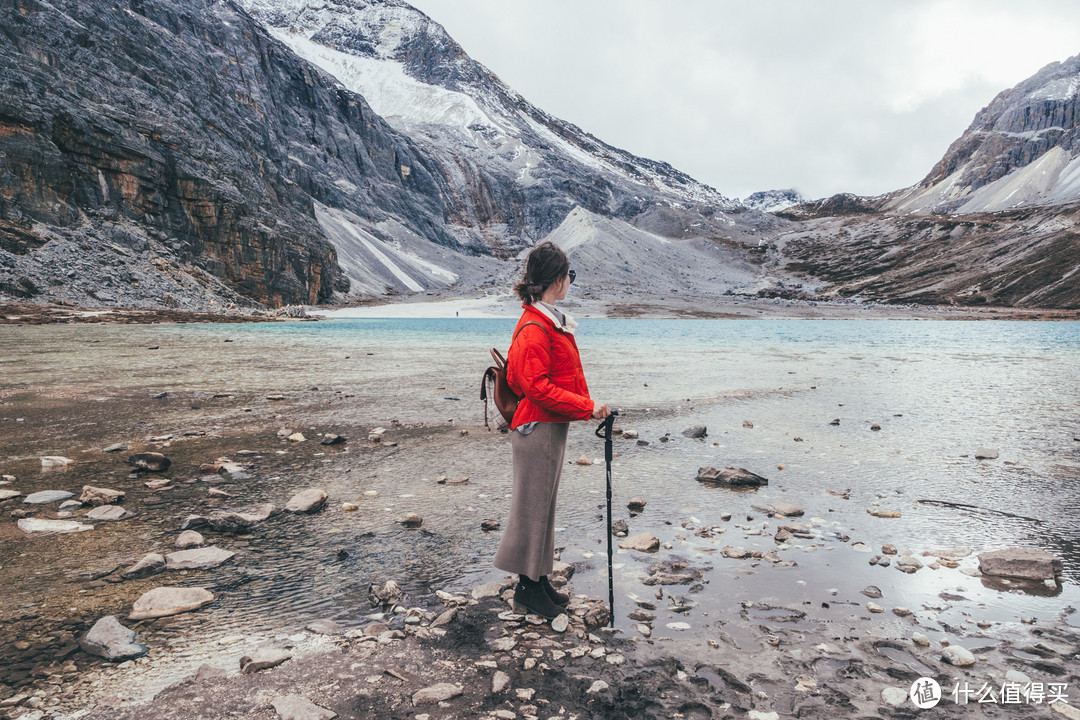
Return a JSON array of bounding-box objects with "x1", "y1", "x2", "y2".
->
[
  {"x1": 541, "y1": 576, "x2": 569, "y2": 606},
  {"x1": 512, "y1": 575, "x2": 563, "y2": 619}
]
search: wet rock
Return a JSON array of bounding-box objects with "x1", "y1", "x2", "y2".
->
[
  {"x1": 145, "y1": 478, "x2": 172, "y2": 490},
  {"x1": 40, "y1": 456, "x2": 74, "y2": 469},
  {"x1": 882, "y1": 543, "x2": 898, "y2": 555},
  {"x1": 696, "y1": 466, "x2": 768, "y2": 487},
  {"x1": 551, "y1": 614, "x2": 569, "y2": 633},
  {"x1": 369, "y1": 580, "x2": 403, "y2": 606},
  {"x1": 895, "y1": 555, "x2": 924, "y2": 573},
  {"x1": 17, "y1": 518, "x2": 91, "y2": 534},
  {"x1": 975, "y1": 447, "x2": 999, "y2": 460},
  {"x1": 123, "y1": 553, "x2": 166, "y2": 578},
  {"x1": 0, "y1": 489, "x2": 22, "y2": 501},
  {"x1": 867, "y1": 508, "x2": 902, "y2": 518},
  {"x1": 867, "y1": 602, "x2": 884, "y2": 613},
  {"x1": 481, "y1": 519, "x2": 500, "y2": 532},
  {"x1": 978, "y1": 548, "x2": 1063, "y2": 580},
  {"x1": 861, "y1": 585, "x2": 883, "y2": 598},
  {"x1": 756, "y1": 501, "x2": 803, "y2": 517},
  {"x1": 621, "y1": 430, "x2": 638, "y2": 439},
  {"x1": 642, "y1": 572, "x2": 694, "y2": 586},
  {"x1": 627, "y1": 497, "x2": 647, "y2": 513},
  {"x1": 23, "y1": 490, "x2": 74, "y2": 504},
  {"x1": 471, "y1": 582, "x2": 503, "y2": 599},
  {"x1": 492, "y1": 671, "x2": 510, "y2": 694},
  {"x1": 129, "y1": 586, "x2": 215, "y2": 620},
  {"x1": 619, "y1": 533, "x2": 659, "y2": 552},
  {"x1": 398, "y1": 513, "x2": 423, "y2": 528},
  {"x1": 722, "y1": 546, "x2": 751, "y2": 559},
  {"x1": 941, "y1": 645, "x2": 976, "y2": 666},
  {"x1": 80, "y1": 486, "x2": 126, "y2": 506},
  {"x1": 103, "y1": 443, "x2": 128, "y2": 453},
  {"x1": 412, "y1": 683, "x2": 462, "y2": 706},
  {"x1": 682, "y1": 425, "x2": 707, "y2": 438},
  {"x1": 912, "y1": 632, "x2": 930, "y2": 647},
  {"x1": 240, "y1": 647, "x2": 292, "y2": 674},
  {"x1": 271, "y1": 695, "x2": 337, "y2": 720},
  {"x1": 305, "y1": 619, "x2": 341, "y2": 635},
  {"x1": 610, "y1": 518, "x2": 629, "y2": 536},
  {"x1": 431, "y1": 608, "x2": 457, "y2": 628},
  {"x1": 127, "y1": 453, "x2": 171, "y2": 472},
  {"x1": 165, "y1": 546, "x2": 235, "y2": 570},
  {"x1": 320, "y1": 434, "x2": 347, "y2": 446},
  {"x1": 182, "y1": 504, "x2": 277, "y2": 533},
  {"x1": 79, "y1": 616, "x2": 147, "y2": 661},
  {"x1": 285, "y1": 488, "x2": 328, "y2": 514},
  {"x1": 288, "y1": 433, "x2": 306, "y2": 443},
  {"x1": 86, "y1": 505, "x2": 133, "y2": 521}
]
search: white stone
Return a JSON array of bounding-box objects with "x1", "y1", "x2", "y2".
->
[
  {"x1": 411, "y1": 683, "x2": 462, "y2": 706},
  {"x1": 130, "y1": 587, "x2": 215, "y2": 620},
  {"x1": 285, "y1": 488, "x2": 327, "y2": 513},
  {"x1": 17, "y1": 518, "x2": 91, "y2": 534},
  {"x1": 0, "y1": 489, "x2": 22, "y2": 501},
  {"x1": 23, "y1": 490, "x2": 74, "y2": 504},
  {"x1": 941, "y1": 645, "x2": 976, "y2": 666},
  {"x1": 288, "y1": 433, "x2": 306, "y2": 443},
  {"x1": 176, "y1": 530, "x2": 205, "y2": 549},
  {"x1": 666, "y1": 622, "x2": 691, "y2": 631},
  {"x1": 165, "y1": 547, "x2": 235, "y2": 570},
  {"x1": 586, "y1": 680, "x2": 608, "y2": 694},
  {"x1": 551, "y1": 614, "x2": 569, "y2": 633},
  {"x1": 40, "y1": 456, "x2": 74, "y2": 469},
  {"x1": 271, "y1": 695, "x2": 337, "y2": 720},
  {"x1": 241, "y1": 647, "x2": 292, "y2": 674},
  {"x1": 618, "y1": 533, "x2": 660, "y2": 552},
  {"x1": 80, "y1": 616, "x2": 148, "y2": 661},
  {"x1": 881, "y1": 687, "x2": 907, "y2": 706},
  {"x1": 85, "y1": 505, "x2": 132, "y2": 521},
  {"x1": 492, "y1": 670, "x2": 510, "y2": 694}
]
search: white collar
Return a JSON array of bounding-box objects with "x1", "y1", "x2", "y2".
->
[{"x1": 533, "y1": 301, "x2": 578, "y2": 334}]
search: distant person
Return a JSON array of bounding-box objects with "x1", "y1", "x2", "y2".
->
[{"x1": 493, "y1": 242, "x2": 612, "y2": 619}]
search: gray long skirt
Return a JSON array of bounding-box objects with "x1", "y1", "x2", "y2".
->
[{"x1": 493, "y1": 422, "x2": 569, "y2": 582}]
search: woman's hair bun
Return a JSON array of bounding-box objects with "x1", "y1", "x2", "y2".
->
[{"x1": 514, "y1": 242, "x2": 571, "y2": 304}]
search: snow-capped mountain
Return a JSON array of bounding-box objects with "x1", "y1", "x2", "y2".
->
[
  {"x1": 890, "y1": 54, "x2": 1080, "y2": 214},
  {"x1": 742, "y1": 189, "x2": 805, "y2": 213},
  {"x1": 236, "y1": 0, "x2": 787, "y2": 299}
]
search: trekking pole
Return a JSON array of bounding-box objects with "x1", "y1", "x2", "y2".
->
[{"x1": 595, "y1": 409, "x2": 619, "y2": 628}]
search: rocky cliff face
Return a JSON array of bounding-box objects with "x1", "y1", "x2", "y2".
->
[
  {"x1": 0, "y1": 0, "x2": 464, "y2": 308},
  {"x1": 742, "y1": 189, "x2": 805, "y2": 214},
  {"x1": 890, "y1": 54, "x2": 1080, "y2": 214}
]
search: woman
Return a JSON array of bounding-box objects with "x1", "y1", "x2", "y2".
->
[{"x1": 493, "y1": 241, "x2": 611, "y2": 619}]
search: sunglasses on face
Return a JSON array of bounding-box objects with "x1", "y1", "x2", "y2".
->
[{"x1": 568, "y1": 269, "x2": 576, "y2": 284}]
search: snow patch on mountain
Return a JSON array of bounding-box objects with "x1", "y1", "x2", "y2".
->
[{"x1": 742, "y1": 189, "x2": 805, "y2": 213}]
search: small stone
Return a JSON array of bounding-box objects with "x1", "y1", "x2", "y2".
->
[
  {"x1": 895, "y1": 555, "x2": 923, "y2": 573},
  {"x1": 576, "y1": 455, "x2": 592, "y2": 466},
  {"x1": 270, "y1": 695, "x2": 337, "y2": 720},
  {"x1": 176, "y1": 530, "x2": 205, "y2": 549},
  {"x1": 306, "y1": 619, "x2": 341, "y2": 635},
  {"x1": 123, "y1": 553, "x2": 166, "y2": 578},
  {"x1": 666, "y1": 622, "x2": 691, "y2": 631},
  {"x1": 975, "y1": 447, "x2": 999, "y2": 460},
  {"x1": 86, "y1": 505, "x2": 132, "y2": 522},
  {"x1": 431, "y1": 608, "x2": 457, "y2": 627},
  {"x1": 481, "y1": 519, "x2": 500, "y2": 532},
  {"x1": 893, "y1": 607, "x2": 912, "y2": 617},
  {"x1": 288, "y1": 433, "x2": 306, "y2": 443},
  {"x1": 742, "y1": 420, "x2": 754, "y2": 429},
  {"x1": 23, "y1": 490, "x2": 74, "y2": 504},
  {"x1": 867, "y1": 602, "x2": 884, "y2": 613},
  {"x1": 286, "y1": 488, "x2": 328, "y2": 513},
  {"x1": 912, "y1": 633, "x2": 930, "y2": 647},
  {"x1": 636, "y1": 624, "x2": 652, "y2": 637},
  {"x1": 516, "y1": 688, "x2": 535, "y2": 702},
  {"x1": 941, "y1": 645, "x2": 976, "y2": 666},
  {"x1": 81, "y1": 486, "x2": 126, "y2": 506},
  {"x1": 682, "y1": 425, "x2": 707, "y2": 438},
  {"x1": 610, "y1": 518, "x2": 629, "y2": 536},
  {"x1": 320, "y1": 434, "x2": 347, "y2": 446},
  {"x1": 398, "y1": 513, "x2": 423, "y2": 528},
  {"x1": 492, "y1": 671, "x2": 510, "y2": 694},
  {"x1": 586, "y1": 680, "x2": 608, "y2": 694},
  {"x1": 411, "y1": 683, "x2": 462, "y2": 706},
  {"x1": 861, "y1": 585, "x2": 883, "y2": 599},
  {"x1": 551, "y1": 614, "x2": 569, "y2": 633},
  {"x1": 618, "y1": 533, "x2": 659, "y2": 552},
  {"x1": 492, "y1": 637, "x2": 517, "y2": 652},
  {"x1": 0, "y1": 489, "x2": 21, "y2": 501},
  {"x1": 145, "y1": 478, "x2": 171, "y2": 490},
  {"x1": 341, "y1": 503, "x2": 358, "y2": 512},
  {"x1": 881, "y1": 687, "x2": 907, "y2": 706},
  {"x1": 695, "y1": 466, "x2": 768, "y2": 487},
  {"x1": 127, "y1": 453, "x2": 171, "y2": 472},
  {"x1": 867, "y1": 508, "x2": 901, "y2": 518},
  {"x1": 40, "y1": 456, "x2": 75, "y2": 469},
  {"x1": 621, "y1": 429, "x2": 638, "y2": 439},
  {"x1": 828, "y1": 418, "x2": 840, "y2": 426},
  {"x1": 79, "y1": 616, "x2": 147, "y2": 661},
  {"x1": 627, "y1": 497, "x2": 647, "y2": 512},
  {"x1": 722, "y1": 546, "x2": 751, "y2": 559},
  {"x1": 881, "y1": 543, "x2": 897, "y2": 555},
  {"x1": 870, "y1": 424, "x2": 881, "y2": 431},
  {"x1": 165, "y1": 546, "x2": 235, "y2": 570},
  {"x1": 240, "y1": 647, "x2": 292, "y2": 674},
  {"x1": 129, "y1": 587, "x2": 215, "y2": 620},
  {"x1": 17, "y1": 518, "x2": 92, "y2": 534},
  {"x1": 103, "y1": 443, "x2": 128, "y2": 453}
]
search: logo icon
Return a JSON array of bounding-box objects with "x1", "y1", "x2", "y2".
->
[{"x1": 911, "y1": 678, "x2": 942, "y2": 708}]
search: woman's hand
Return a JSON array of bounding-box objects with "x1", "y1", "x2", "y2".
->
[{"x1": 591, "y1": 402, "x2": 611, "y2": 419}]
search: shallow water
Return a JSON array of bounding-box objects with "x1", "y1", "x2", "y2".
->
[{"x1": 1, "y1": 318, "x2": 1078, "y2": 702}]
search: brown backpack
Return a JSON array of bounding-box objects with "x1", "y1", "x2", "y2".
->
[{"x1": 481, "y1": 321, "x2": 549, "y2": 430}]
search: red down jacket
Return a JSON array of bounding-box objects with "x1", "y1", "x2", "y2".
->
[{"x1": 506, "y1": 303, "x2": 594, "y2": 429}]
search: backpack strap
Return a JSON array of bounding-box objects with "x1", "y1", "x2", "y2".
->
[{"x1": 512, "y1": 320, "x2": 550, "y2": 343}]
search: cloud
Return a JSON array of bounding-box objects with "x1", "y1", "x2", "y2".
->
[{"x1": 406, "y1": 0, "x2": 1080, "y2": 200}]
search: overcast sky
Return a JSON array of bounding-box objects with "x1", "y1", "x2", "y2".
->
[{"x1": 405, "y1": 0, "x2": 1080, "y2": 201}]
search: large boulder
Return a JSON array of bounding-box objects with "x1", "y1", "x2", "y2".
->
[
  {"x1": 129, "y1": 587, "x2": 215, "y2": 620},
  {"x1": 80, "y1": 486, "x2": 126, "y2": 506},
  {"x1": 285, "y1": 488, "x2": 327, "y2": 514},
  {"x1": 696, "y1": 466, "x2": 769, "y2": 487},
  {"x1": 80, "y1": 616, "x2": 148, "y2": 661},
  {"x1": 978, "y1": 548, "x2": 1063, "y2": 581}
]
